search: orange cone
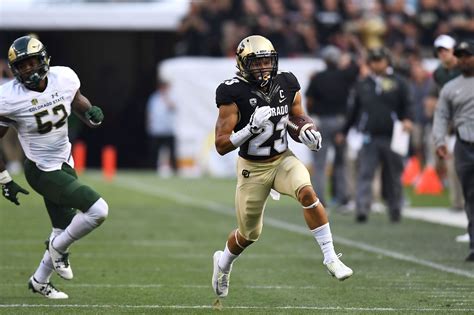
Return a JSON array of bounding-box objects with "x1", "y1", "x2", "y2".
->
[
  {"x1": 102, "y1": 145, "x2": 117, "y2": 181},
  {"x1": 401, "y1": 156, "x2": 421, "y2": 186},
  {"x1": 414, "y1": 165, "x2": 443, "y2": 195},
  {"x1": 72, "y1": 141, "x2": 86, "y2": 175}
]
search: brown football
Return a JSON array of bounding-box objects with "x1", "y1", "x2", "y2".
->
[{"x1": 287, "y1": 115, "x2": 316, "y2": 143}]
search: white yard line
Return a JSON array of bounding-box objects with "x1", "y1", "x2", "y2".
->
[
  {"x1": 0, "y1": 304, "x2": 473, "y2": 312},
  {"x1": 112, "y1": 177, "x2": 474, "y2": 279},
  {"x1": 2, "y1": 283, "x2": 471, "y2": 292}
]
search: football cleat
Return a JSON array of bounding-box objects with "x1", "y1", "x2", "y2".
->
[
  {"x1": 48, "y1": 237, "x2": 73, "y2": 280},
  {"x1": 28, "y1": 276, "x2": 68, "y2": 299},
  {"x1": 324, "y1": 253, "x2": 353, "y2": 281},
  {"x1": 212, "y1": 250, "x2": 231, "y2": 297}
]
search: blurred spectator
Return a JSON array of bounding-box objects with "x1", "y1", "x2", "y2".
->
[
  {"x1": 260, "y1": 0, "x2": 288, "y2": 56},
  {"x1": 415, "y1": 0, "x2": 447, "y2": 50},
  {"x1": 432, "y1": 39, "x2": 474, "y2": 261},
  {"x1": 445, "y1": 0, "x2": 474, "y2": 40},
  {"x1": 286, "y1": 0, "x2": 319, "y2": 55},
  {"x1": 175, "y1": 2, "x2": 209, "y2": 56},
  {"x1": 305, "y1": 46, "x2": 359, "y2": 209},
  {"x1": 359, "y1": 1, "x2": 387, "y2": 49},
  {"x1": 339, "y1": 48, "x2": 414, "y2": 223},
  {"x1": 146, "y1": 80, "x2": 177, "y2": 176},
  {"x1": 433, "y1": 34, "x2": 461, "y2": 86},
  {"x1": 201, "y1": 0, "x2": 234, "y2": 56},
  {"x1": 431, "y1": 34, "x2": 465, "y2": 213},
  {"x1": 175, "y1": 0, "x2": 473, "y2": 59},
  {"x1": 408, "y1": 61, "x2": 436, "y2": 165},
  {"x1": 385, "y1": 0, "x2": 414, "y2": 49},
  {"x1": 315, "y1": 0, "x2": 344, "y2": 45}
]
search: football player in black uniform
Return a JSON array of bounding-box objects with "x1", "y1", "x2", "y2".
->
[{"x1": 211, "y1": 35, "x2": 353, "y2": 298}]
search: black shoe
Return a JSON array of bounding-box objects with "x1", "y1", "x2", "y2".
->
[
  {"x1": 388, "y1": 209, "x2": 401, "y2": 223},
  {"x1": 389, "y1": 214, "x2": 401, "y2": 223},
  {"x1": 466, "y1": 253, "x2": 474, "y2": 262},
  {"x1": 356, "y1": 214, "x2": 367, "y2": 223}
]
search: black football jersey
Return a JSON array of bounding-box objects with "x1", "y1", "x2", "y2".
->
[{"x1": 216, "y1": 71, "x2": 301, "y2": 161}]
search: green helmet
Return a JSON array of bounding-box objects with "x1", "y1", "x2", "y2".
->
[{"x1": 8, "y1": 36, "x2": 50, "y2": 89}]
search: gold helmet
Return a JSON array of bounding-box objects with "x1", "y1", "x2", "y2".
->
[
  {"x1": 8, "y1": 35, "x2": 50, "y2": 89},
  {"x1": 236, "y1": 35, "x2": 278, "y2": 86}
]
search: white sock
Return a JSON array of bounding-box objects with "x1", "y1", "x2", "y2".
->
[
  {"x1": 218, "y1": 243, "x2": 238, "y2": 273},
  {"x1": 311, "y1": 223, "x2": 337, "y2": 264},
  {"x1": 53, "y1": 198, "x2": 108, "y2": 253},
  {"x1": 33, "y1": 250, "x2": 54, "y2": 283},
  {"x1": 33, "y1": 229, "x2": 61, "y2": 283}
]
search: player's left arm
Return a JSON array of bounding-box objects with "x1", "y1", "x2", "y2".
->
[
  {"x1": 215, "y1": 103, "x2": 240, "y2": 155},
  {"x1": 290, "y1": 91, "x2": 322, "y2": 151},
  {"x1": 71, "y1": 90, "x2": 104, "y2": 128},
  {"x1": 0, "y1": 121, "x2": 29, "y2": 205}
]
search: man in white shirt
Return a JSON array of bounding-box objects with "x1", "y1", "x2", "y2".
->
[{"x1": 433, "y1": 39, "x2": 474, "y2": 262}]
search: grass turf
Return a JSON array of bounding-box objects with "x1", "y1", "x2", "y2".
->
[{"x1": 0, "y1": 171, "x2": 472, "y2": 314}]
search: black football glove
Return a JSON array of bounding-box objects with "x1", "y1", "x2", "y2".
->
[
  {"x1": 85, "y1": 106, "x2": 104, "y2": 125},
  {"x1": 2, "y1": 180, "x2": 29, "y2": 206}
]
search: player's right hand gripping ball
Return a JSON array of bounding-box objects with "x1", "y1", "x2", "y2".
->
[
  {"x1": 287, "y1": 115, "x2": 322, "y2": 151},
  {"x1": 85, "y1": 106, "x2": 104, "y2": 125},
  {"x1": 287, "y1": 115, "x2": 315, "y2": 142}
]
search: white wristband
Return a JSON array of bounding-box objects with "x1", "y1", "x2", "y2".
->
[
  {"x1": 229, "y1": 125, "x2": 253, "y2": 148},
  {"x1": 0, "y1": 170, "x2": 12, "y2": 185}
]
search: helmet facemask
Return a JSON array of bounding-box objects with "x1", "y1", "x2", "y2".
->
[
  {"x1": 11, "y1": 54, "x2": 50, "y2": 89},
  {"x1": 242, "y1": 53, "x2": 278, "y2": 87}
]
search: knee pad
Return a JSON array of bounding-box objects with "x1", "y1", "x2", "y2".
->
[
  {"x1": 85, "y1": 198, "x2": 109, "y2": 226},
  {"x1": 298, "y1": 185, "x2": 318, "y2": 208},
  {"x1": 234, "y1": 230, "x2": 254, "y2": 249}
]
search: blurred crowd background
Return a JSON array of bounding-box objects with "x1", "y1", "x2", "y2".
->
[
  {"x1": 176, "y1": 0, "x2": 473, "y2": 70},
  {"x1": 0, "y1": 0, "x2": 473, "y2": 175}
]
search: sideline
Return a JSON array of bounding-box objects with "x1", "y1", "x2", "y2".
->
[{"x1": 404, "y1": 207, "x2": 467, "y2": 228}]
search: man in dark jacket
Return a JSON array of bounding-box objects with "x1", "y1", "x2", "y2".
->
[{"x1": 339, "y1": 48, "x2": 414, "y2": 223}]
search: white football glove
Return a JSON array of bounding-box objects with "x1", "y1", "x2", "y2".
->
[
  {"x1": 299, "y1": 128, "x2": 322, "y2": 151},
  {"x1": 249, "y1": 106, "x2": 272, "y2": 134}
]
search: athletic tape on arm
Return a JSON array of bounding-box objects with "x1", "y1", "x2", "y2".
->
[{"x1": 229, "y1": 125, "x2": 253, "y2": 148}]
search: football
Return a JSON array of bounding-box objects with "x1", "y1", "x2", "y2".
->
[{"x1": 287, "y1": 115, "x2": 316, "y2": 143}]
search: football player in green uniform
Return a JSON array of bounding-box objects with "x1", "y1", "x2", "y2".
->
[{"x1": 0, "y1": 35, "x2": 108, "y2": 299}]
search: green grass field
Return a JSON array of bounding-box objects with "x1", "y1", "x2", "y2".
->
[{"x1": 1, "y1": 171, "x2": 473, "y2": 314}]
